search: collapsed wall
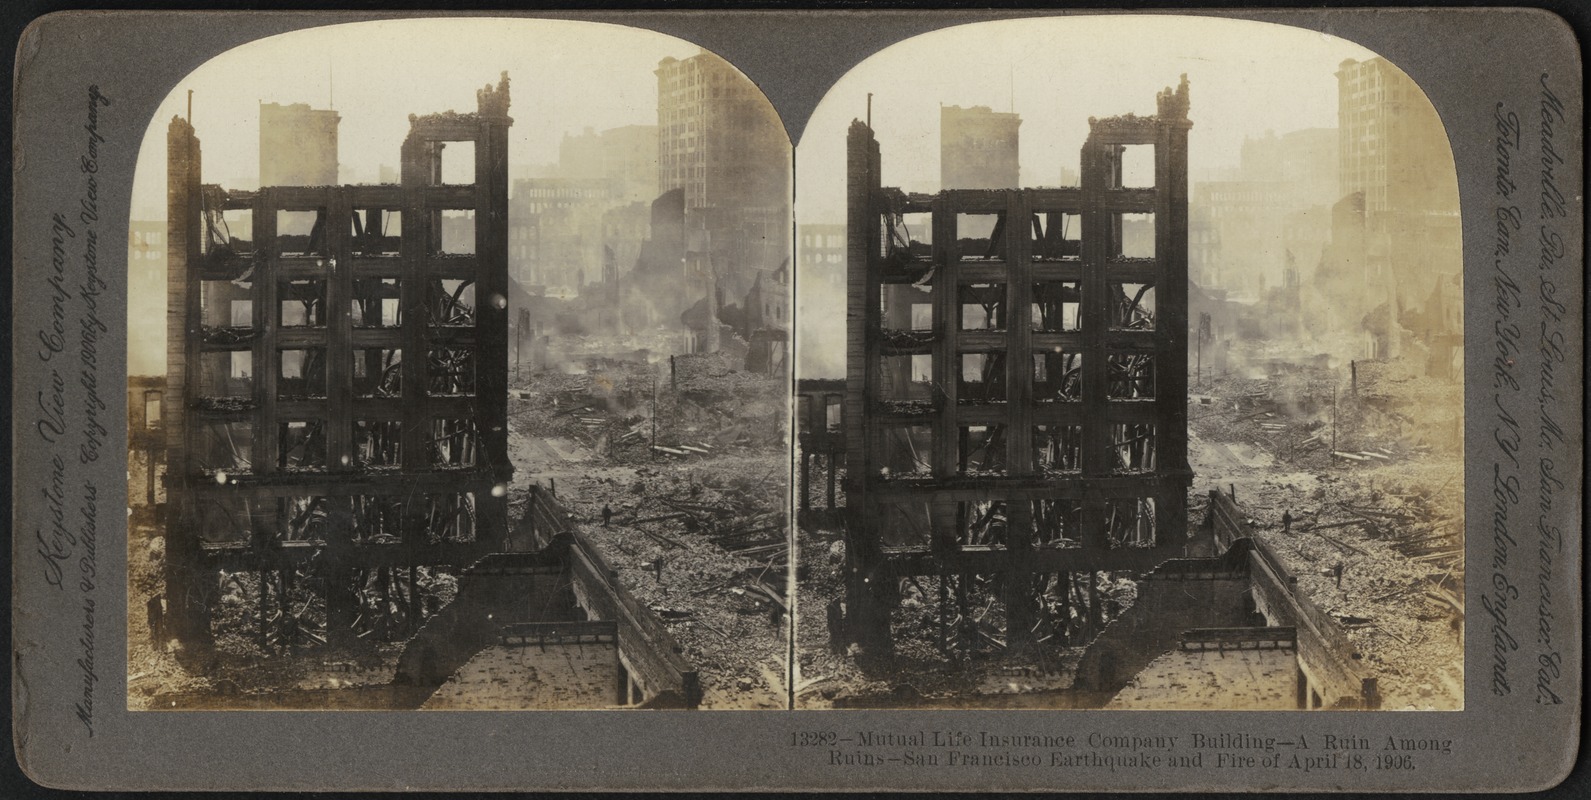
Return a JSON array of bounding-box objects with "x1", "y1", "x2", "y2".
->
[{"x1": 1072, "y1": 543, "x2": 1259, "y2": 694}]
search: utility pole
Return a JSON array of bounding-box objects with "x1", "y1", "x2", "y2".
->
[
  {"x1": 1331, "y1": 383, "x2": 1338, "y2": 454},
  {"x1": 651, "y1": 375, "x2": 659, "y2": 446}
]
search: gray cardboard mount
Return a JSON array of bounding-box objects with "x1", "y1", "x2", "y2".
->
[{"x1": 10, "y1": 8, "x2": 1583, "y2": 792}]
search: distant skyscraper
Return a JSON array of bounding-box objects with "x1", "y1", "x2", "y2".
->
[
  {"x1": 259, "y1": 102, "x2": 339, "y2": 186},
  {"x1": 940, "y1": 105, "x2": 1021, "y2": 190},
  {"x1": 1334, "y1": 57, "x2": 1461, "y2": 361},
  {"x1": 1335, "y1": 57, "x2": 1455, "y2": 218},
  {"x1": 655, "y1": 50, "x2": 789, "y2": 275}
]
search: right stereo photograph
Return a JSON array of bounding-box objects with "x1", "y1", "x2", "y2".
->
[{"x1": 793, "y1": 15, "x2": 1464, "y2": 711}]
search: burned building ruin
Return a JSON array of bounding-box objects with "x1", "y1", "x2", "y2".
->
[
  {"x1": 163, "y1": 75, "x2": 515, "y2": 649},
  {"x1": 842, "y1": 78, "x2": 1195, "y2": 654}
]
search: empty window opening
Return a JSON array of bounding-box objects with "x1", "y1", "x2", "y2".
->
[
  {"x1": 430, "y1": 419, "x2": 479, "y2": 468},
  {"x1": 197, "y1": 352, "x2": 253, "y2": 402},
  {"x1": 1034, "y1": 425, "x2": 1082, "y2": 472},
  {"x1": 276, "y1": 209, "x2": 328, "y2": 257},
  {"x1": 196, "y1": 421, "x2": 254, "y2": 474},
  {"x1": 879, "y1": 424, "x2": 932, "y2": 478},
  {"x1": 200, "y1": 280, "x2": 252, "y2": 329},
  {"x1": 1106, "y1": 497, "x2": 1157, "y2": 548},
  {"x1": 1108, "y1": 282, "x2": 1156, "y2": 329},
  {"x1": 354, "y1": 421, "x2": 402, "y2": 469},
  {"x1": 1107, "y1": 353, "x2": 1155, "y2": 399},
  {"x1": 278, "y1": 420, "x2": 327, "y2": 471},
  {"x1": 824, "y1": 395, "x2": 842, "y2": 432},
  {"x1": 427, "y1": 348, "x2": 476, "y2": 396},
  {"x1": 957, "y1": 499, "x2": 1008, "y2": 548},
  {"x1": 1031, "y1": 212, "x2": 1081, "y2": 260},
  {"x1": 353, "y1": 349, "x2": 403, "y2": 398},
  {"x1": 439, "y1": 140, "x2": 476, "y2": 185},
  {"x1": 1116, "y1": 212, "x2": 1155, "y2": 259},
  {"x1": 960, "y1": 283, "x2": 1006, "y2": 331},
  {"x1": 1032, "y1": 281, "x2": 1081, "y2": 331},
  {"x1": 438, "y1": 211, "x2": 476, "y2": 255},
  {"x1": 879, "y1": 354, "x2": 933, "y2": 405},
  {"x1": 278, "y1": 349, "x2": 327, "y2": 399},
  {"x1": 956, "y1": 213, "x2": 1005, "y2": 259},
  {"x1": 1033, "y1": 349, "x2": 1082, "y2": 402},
  {"x1": 425, "y1": 492, "x2": 478, "y2": 544},
  {"x1": 880, "y1": 284, "x2": 933, "y2": 332},
  {"x1": 1032, "y1": 499, "x2": 1084, "y2": 547},
  {"x1": 1114, "y1": 144, "x2": 1155, "y2": 189},
  {"x1": 350, "y1": 209, "x2": 401, "y2": 256},
  {"x1": 959, "y1": 353, "x2": 1006, "y2": 403},
  {"x1": 229, "y1": 300, "x2": 254, "y2": 327},
  {"x1": 958, "y1": 425, "x2": 1006, "y2": 475},
  {"x1": 882, "y1": 211, "x2": 933, "y2": 262},
  {"x1": 429, "y1": 279, "x2": 476, "y2": 326},
  {"x1": 280, "y1": 279, "x2": 327, "y2": 327},
  {"x1": 878, "y1": 502, "x2": 932, "y2": 549},
  {"x1": 1110, "y1": 423, "x2": 1157, "y2": 472},
  {"x1": 352, "y1": 495, "x2": 405, "y2": 543},
  {"x1": 194, "y1": 496, "x2": 253, "y2": 545},
  {"x1": 352, "y1": 278, "x2": 402, "y2": 327},
  {"x1": 273, "y1": 495, "x2": 328, "y2": 543},
  {"x1": 207, "y1": 207, "x2": 254, "y2": 259}
]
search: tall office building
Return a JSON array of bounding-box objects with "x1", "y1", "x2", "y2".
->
[
  {"x1": 259, "y1": 102, "x2": 340, "y2": 187},
  {"x1": 940, "y1": 104, "x2": 1021, "y2": 190},
  {"x1": 1334, "y1": 57, "x2": 1461, "y2": 359},
  {"x1": 656, "y1": 51, "x2": 790, "y2": 276},
  {"x1": 1336, "y1": 58, "x2": 1455, "y2": 218}
]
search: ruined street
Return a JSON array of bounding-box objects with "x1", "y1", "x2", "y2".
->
[{"x1": 506, "y1": 350, "x2": 790, "y2": 709}]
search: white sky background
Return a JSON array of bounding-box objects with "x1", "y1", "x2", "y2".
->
[{"x1": 794, "y1": 16, "x2": 1381, "y2": 378}]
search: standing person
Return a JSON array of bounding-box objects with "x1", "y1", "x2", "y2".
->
[
  {"x1": 1281, "y1": 509, "x2": 1293, "y2": 533},
  {"x1": 601, "y1": 503, "x2": 613, "y2": 527}
]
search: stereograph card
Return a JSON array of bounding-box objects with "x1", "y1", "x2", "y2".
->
[{"x1": 8, "y1": 7, "x2": 1583, "y2": 792}]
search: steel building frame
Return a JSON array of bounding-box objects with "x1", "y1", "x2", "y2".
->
[
  {"x1": 163, "y1": 75, "x2": 515, "y2": 648},
  {"x1": 843, "y1": 78, "x2": 1195, "y2": 652}
]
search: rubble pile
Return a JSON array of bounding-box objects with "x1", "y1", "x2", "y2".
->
[
  {"x1": 126, "y1": 523, "x2": 424, "y2": 708},
  {"x1": 794, "y1": 520, "x2": 1147, "y2": 708},
  {"x1": 514, "y1": 351, "x2": 786, "y2": 462},
  {"x1": 534, "y1": 456, "x2": 790, "y2": 709},
  {"x1": 506, "y1": 349, "x2": 790, "y2": 709},
  {"x1": 1191, "y1": 344, "x2": 1464, "y2": 710}
]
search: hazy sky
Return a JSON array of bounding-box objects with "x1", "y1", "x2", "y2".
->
[
  {"x1": 127, "y1": 15, "x2": 1387, "y2": 378},
  {"x1": 127, "y1": 18, "x2": 710, "y2": 374},
  {"x1": 795, "y1": 15, "x2": 1382, "y2": 377},
  {"x1": 129, "y1": 18, "x2": 703, "y2": 220},
  {"x1": 795, "y1": 16, "x2": 1378, "y2": 222}
]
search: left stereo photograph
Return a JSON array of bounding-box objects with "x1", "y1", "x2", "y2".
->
[{"x1": 126, "y1": 18, "x2": 794, "y2": 711}]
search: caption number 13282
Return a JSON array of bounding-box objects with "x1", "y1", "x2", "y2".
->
[{"x1": 791, "y1": 732, "x2": 839, "y2": 747}]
